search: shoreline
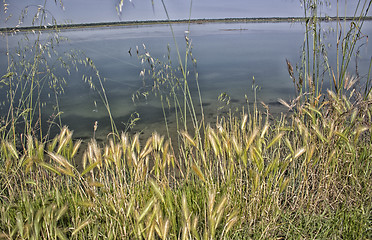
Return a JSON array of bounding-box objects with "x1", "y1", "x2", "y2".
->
[{"x1": 1, "y1": 16, "x2": 372, "y2": 33}]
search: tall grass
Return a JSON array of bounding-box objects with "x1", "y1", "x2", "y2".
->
[
  {"x1": 0, "y1": 0, "x2": 65, "y2": 144},
  {"x1": 0, "y1": 0, "x2": 117, "y2": 147},
  {"x1": 131, "y1": 0, "x2": 206, "y2": 169},
  {"x1": 1, "y1": 81, "x2": 370, "y2": 238},
  {"x1": 291, "y1": 0, "x2": 371, "y2": 101},
  {"x1": 0, "y1": 0, "x2": 371, "y2": 239}
]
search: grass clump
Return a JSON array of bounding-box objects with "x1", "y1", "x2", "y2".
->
[
  {"x1": 0, "y1": 84, "x2": 371, "y2": 238},
  {"x1": 1, "y1": 0, "x2": 371, "y2": 238}
]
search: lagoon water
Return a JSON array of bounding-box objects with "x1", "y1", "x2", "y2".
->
[{"x1": 1, "y1": 21, "x2": 371, "y2": 141}]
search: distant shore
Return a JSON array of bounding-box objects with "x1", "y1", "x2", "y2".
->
[{"x1": 1, "y1": 16, "x2": 372, "y2": 33}]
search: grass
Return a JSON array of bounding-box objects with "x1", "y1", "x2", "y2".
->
[
  {"x1": 0, "y1": 86, "x2": 371, "y2": 239},
  {"x1": 0, "y1": 0, "x2": 372, "y2": 239}
]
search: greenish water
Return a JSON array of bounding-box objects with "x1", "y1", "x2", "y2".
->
[{"x1": 1, "y1": 21, "x2": 371, "y2": 141}]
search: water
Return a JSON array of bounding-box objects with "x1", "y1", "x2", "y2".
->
[{"x1": 1, "y1": 21, "x2": 371, "y2": 141}]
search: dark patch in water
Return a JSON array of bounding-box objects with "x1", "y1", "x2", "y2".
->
[
  {"x1": 267, "y1": 101, "x2": 282, "y2": 106},
  {"x1": 134, "y1": 105, "x2": 164, "y2": 123},
  {"x1": 79, "y1": 136, "x2": 91, "y2": 141},
  {"x1": 200, "y1": 102, "x2": 211, "y2": 107},
  {"x1": 58, "y1": 105, "x2": 164, "y2": 139}
]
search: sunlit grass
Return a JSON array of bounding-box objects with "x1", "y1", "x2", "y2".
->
[
  {"x1": 1, "y1": 84, "x2": 371, "y2": 238},
  {"x1": 1, "y1": 0, "x2": 371, "y2": 239}
]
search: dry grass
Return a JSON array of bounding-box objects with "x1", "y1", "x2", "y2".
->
[
  {"x1": 1, "y1": 0, "x2": 371, "y2": 238},
  {"x1": 0, "y1": 85, "x2": 371, "y2": 238}
]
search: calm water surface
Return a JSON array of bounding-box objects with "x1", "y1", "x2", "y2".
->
[{"x1": 1, "y1": 21, "x2": 371, "y2": 141}]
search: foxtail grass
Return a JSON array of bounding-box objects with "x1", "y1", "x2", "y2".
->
[
  {"x1": 1, "y1": 83, "x2": 370, "y2": 238},
  {"x1": 1, "y1": 0, "x2": 371, "y2": 239}
]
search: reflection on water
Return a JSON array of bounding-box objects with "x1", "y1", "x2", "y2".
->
[{"x1": 1, "y1": 21, "x2": 371, "y2": 141}]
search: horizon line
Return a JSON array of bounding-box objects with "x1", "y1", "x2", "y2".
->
[{"x1": 1, "y1": 16, "x2": 371, "y2": 33}]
